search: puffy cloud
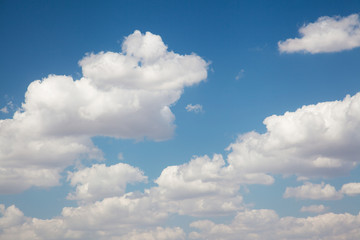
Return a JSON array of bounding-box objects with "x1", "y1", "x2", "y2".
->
[
  {"x1": 227, "y1": 93, "x2": 360, "y2": 179},
  {"x1": 190, "y1": 209, "x2": 360, "y2": 240},
  {"x1": 283, "y1": 182, "x2": 342, "y2": 200},
  {"x1": 67, "y1": 163, "x2": 147, "y2": 203},
  {"x1": 153, "y1": 155, "x2": 244, "y2": 216},
  {"x1": 62, "y1": 193, "x2": 168, "y2": 231},
  {"x1": 119, "y1": 227, "x2": 186, "y2": 240},
  {"x1": 0, "y1": 30, "x2": 208, "y2": 193},
  {"x1": 0, "y1": 198, "x2": 174, "y2": 240},
  {"x1": 341, "y1": 182, "x2": 360, "y2": 196},
  {"x1": 152, "y1": 154, "x2": 273, "y2": 216},
  {"x1": 185, "y1": 104, "x2": 203, "y2": 113},
  {"x1": 278, "y1": 14, "x2": 360, "y2": 53},
  {"x1": 0, "y1": 205, "x2": 25, "y2": 229},
  {"x1": 300, "y1": 204, "x2": 328, "y2": 213}
]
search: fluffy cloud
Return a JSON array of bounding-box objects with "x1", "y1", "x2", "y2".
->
[
  {"x1": 185, "y1": 104, "x2": 203, "y2": 113},
  {"x1": 67, "y1": 163, "x2": 147, "y2": 203},
  {"x1": 227, "y1": 92, "x2": 360, "y2": 179},
  {"x1": 278, "y1": 14, "x2": 360, "y2": 53},
  {"x1": 152, "y1": 154, "x2": 273, "y2": 216},
  {"x1": 341, "y1": 182, "x2": 360, "y2": 196},
  {"x1": 300, "y1": 204, "x2": 328, "y2": 213},
  {"x1": 283, "y1": 182, "x2": 342, "y2": 200},
  {"x1": 153, "y1": 155, "x2": 243, "y2": 216},
  {"x1": 0, "y1": 199, "x2": 175, "y2": 240},
  {"x1": 0, "y1": 30, "x2": 208, "y2": 193},
  {"x1": 190, "y1": 209, "x2": 360, "y2": 240}
]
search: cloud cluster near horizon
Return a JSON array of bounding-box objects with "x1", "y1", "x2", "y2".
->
[{"x1": 1, "y1": 20, "x2": 360, "y2": 239}]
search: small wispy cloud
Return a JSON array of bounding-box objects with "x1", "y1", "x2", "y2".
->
[
  {"x1": 186, "y1": 104, "x2": 203, "y2": 113},
  {"x1": 235, "y1": 69, "x2": 245, "y2": 80},
  {"x1": 0, "y1": 101, "x2": 14, "y2": 114},
  {"x1": 0, "y1": 106, "x2": 8, "y2": 113}
]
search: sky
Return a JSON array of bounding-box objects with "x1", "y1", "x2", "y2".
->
[{"x1": 1, "y1": 0, "x2": 360, "y2": 239}]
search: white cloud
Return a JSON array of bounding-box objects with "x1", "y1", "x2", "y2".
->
[
  {"x1": 190, "y1": 209, "x2": 360, "y2": 240},
  {"x1": 283, "y1": 182, "x2": 342, "y2": 200},
  {"x1": 185, "y1": 104, "x2": 203, "y2": 113},
  {"x1": 153, "y1": 154, "x2": 245, "y2": 216},
  {"x1": 341, "y1": 182, "x2": 360, "y2": 196},
  {"x1": 0, "y1": 30, "x2": 208, "y2": 193},
  {"x1": 67, "y1": 163, "x2": 147, "y2": 203},
  {"x1": 278, "y1": 14, "x2": 360, "y2": 53},
  {"x1": 227, "y1": 93, "x2": 360, "y2": 179},
  {"x1": 300, "y1": 204, "x2": 328, "y2": 213},
  {"x1": 0, "y1": 197, "x2": 173, "y2": 240}
]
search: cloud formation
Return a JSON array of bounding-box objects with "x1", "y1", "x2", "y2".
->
[
  {"x1": 341, "y1": 182, "x2": 360, "y2": 196},
  {"x1": 278, "y1": 14, "x2": 360, "y2": 53},
  {"x1": 67, "y1": 163, "x2": 147, "y2": 203},
  {"x1": 283, "y1": 182, "x2": 342, "y2": 200},
  {"x1": 190, "y1": 209, "x2": 360, "y2": 240},
  {"x1": 227, "y1": 93, "x2": 360, "y2": 179},
  {"x1": 0, "y1": 31, "x2": 208, "y2": 193}
]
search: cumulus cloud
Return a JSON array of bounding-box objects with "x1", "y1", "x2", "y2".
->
[
  {"x1": 0, "y1": 198, "x2": 174, "y2": 240},
  {"x1": 278, "y1": 14, "x2": 360, "y2": 53},
  {"x1": 227, "y1": 92, "x2": 360, "y2": 179},
  {"x1": 0, "y1": 30, "x2": 208, "y2": 193},
  {"x1": 152, "y1": 154, "x2": 273, "y2": 216},
  {"x1": 283, "y1": 182, "x2": 343, "y2": 200},
  {"x1": 190, "y1": 209, "x2": 360, "y2": 240},
  {"x1": 185, "y1": 104, "x2": 203, "y2": 113},
  {"x1": 300, "y1": 204, "x2": 328, "y2": 213},
  {"x1": 341, "y1": 182, "x2": 360, "y2": 196},
  {"x1": 67, "y1": 163, "x2": 147, "y2": 203},
  {"x1": 153, "y1": 154, "x2": 244, "y2": 216}
]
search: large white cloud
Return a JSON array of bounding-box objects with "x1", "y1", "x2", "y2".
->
[
  {"x1": 0, "y1": 30, "x2": 208, "y2": 193},
  {"x1": 190, "y1": 209, "x2": 360, "y2": 240},
  {"x1": 227, "y1": 92, "x2": 360, "y2": 179},
  {"x1": 278, "y1": 14, "x2": 360, "y2": 53},
  {"x1": 67, "y1": 163, "x2": 147, "y2": 203}
]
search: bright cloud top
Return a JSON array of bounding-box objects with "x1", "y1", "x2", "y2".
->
[
  {"x1": 278, "y1": 14, "x2": 360, "y2": 53},
  {"x1": 67, "y1": 163, "x2": 147, "y2": 203},
  {"x1": 227, "y1": 93, "x2": 360, "y2": 179},
  {"x1": 341, "y1": 182, "x2": 360, "y2": 196},
  {"x1": 0, "y1": 30, "x2": 208, "y2": 193}
]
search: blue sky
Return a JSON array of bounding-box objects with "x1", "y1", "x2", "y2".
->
[{"x1": 1, "y1": 1, "x2": 360, "y2": 239}]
